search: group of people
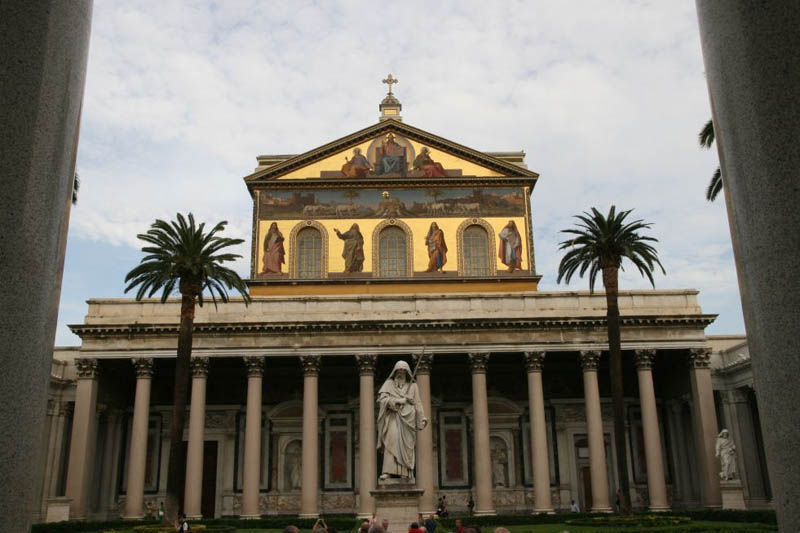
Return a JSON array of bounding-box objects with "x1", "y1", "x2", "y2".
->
[{"x1": 261, "y1": 219, "x2": 524, "y2": 276}]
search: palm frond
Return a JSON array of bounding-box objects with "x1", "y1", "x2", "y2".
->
[
  {"x1": 706, "y1": 167, "x2": 723, "y2": 201},
  {"x1": 557, "y1": 206, "x2": 665, "y2": 292},
  {"x1": 699, "y1": 119, "x2": 715, "y2": 149},
  {"x1": 124, "y1": 213, "x2": 252, "y2": 306}
]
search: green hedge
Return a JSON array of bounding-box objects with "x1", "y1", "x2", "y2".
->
[
  {"x1": 31, "y1": 520, "x2": 160, "y2": 533},
  {"x1": 195, "y1": 514, "x2": 359, "y2": 531},
  {"x1": 675, "y1": 510, "x2": 777, "y2": 525}
]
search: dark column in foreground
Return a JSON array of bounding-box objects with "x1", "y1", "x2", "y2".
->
[
  {"x1": 0, "y1": 2, "x2": 92, "y2": 531},
  {"x1": 696, "y1": 2, "x2": 799, "y2": 530}
]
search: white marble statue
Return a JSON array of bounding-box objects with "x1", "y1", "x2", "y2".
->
[
  {"x1": 377, "y1": 360, "x2": 428, "y2": 480},
  {"x1": 491, "y1": 441, "x2": 508, "y2": 487},
  {"x1": 715, "y1": 429, "x2": 737, "y2": 480}
]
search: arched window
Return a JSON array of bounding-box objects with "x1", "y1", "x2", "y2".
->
[
  {"x1": 296, "y1": 227, "x2": 322, "y2": 279},
  {"x1": 463, "y1": 224, "x2": 490, "y2": 276},
  {"x1": 379, "y1": 226, "x2": 408, "y2": 277}
]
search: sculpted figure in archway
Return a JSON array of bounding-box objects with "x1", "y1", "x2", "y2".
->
[{"x1": 377, "y1": 360, "x2": 428, "y2": 480}]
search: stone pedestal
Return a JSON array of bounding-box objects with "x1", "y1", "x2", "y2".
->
[
  {"x1": 720, "y1": 480, "x2": 746, "y2": 510},
  {"x1": 45, "y1": 497, "x2": 72, "y2": 522},
  {"x1": 371, "y1": 479, "x2": 423, "y2": 529}
]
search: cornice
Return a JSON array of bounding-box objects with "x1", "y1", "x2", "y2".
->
[
  {"x1": 69, "y1": 314, "x2": 718, "y2": 339},
  {"x1": 250, "y1": 176, "x2": 538, "y2": 191}
]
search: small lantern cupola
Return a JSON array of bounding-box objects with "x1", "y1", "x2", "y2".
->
[{"x1": 379, "y1": 74, "x2": 402, "y2": 122}]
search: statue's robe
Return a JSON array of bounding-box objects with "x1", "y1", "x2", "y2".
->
[
  {"x1": 338, "y1": 227, "x2": 365, "y2": 273},
  {"x1": 377, "y1": 365, "x2": 425, "y2": 478}
]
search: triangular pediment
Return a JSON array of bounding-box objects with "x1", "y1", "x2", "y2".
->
[{"x1": 244, "y1": 120, "x2": 538, "y2": 185}]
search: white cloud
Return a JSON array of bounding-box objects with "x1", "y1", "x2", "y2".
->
[{"x1": 61, "y1": 0, "x2": 743, "y2": 343}]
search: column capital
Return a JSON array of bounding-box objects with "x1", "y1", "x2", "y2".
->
[
  {"x1": 723, "y1": 387, "x2": 751, "y2": 404},
  {"x1": 75, "y1": 358, "x2": 99, "y2": 379},
  {"x1": 689, "y1": 347, "x2": 712, "y2": 369},
  {"x1": 300, "y1": 355, "x2": 322, "y2": 376},
  {"x1": 131, "y1": 358, "x2": 154, "y2": 378},
  {"x1": 579, "y1": 350, "x2": 602, "y2": 371},
  {"x1": 355, "y1": 354, "x2": 377, "y2": 376},
  {"x1": 413, "y1": 353, "x2": 434, "y2": 375},
  {"x1": 190, "y1": 357, "x2": 210, "y2": 378},
  {"x1": 467, "y1": 352, "x2": 490, "y2": 374},
  {"x1": 243, "y1": 356, "x2": 265, "y2": 377},
  {"x1": 634, "y1": 349, "x2": 657, "y2": 370},
  {"x1": 523, "y1": 351, "x2": 546, "y2": 372}
]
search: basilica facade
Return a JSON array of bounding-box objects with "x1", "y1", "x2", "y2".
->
[{"x1": 34, "y1": 90, "x2": 772, "y2": 523}]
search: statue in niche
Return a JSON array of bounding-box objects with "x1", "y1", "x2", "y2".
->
[
  {"x1": 334, "y1": 223, "x2": 365, "y2": 273},
  {"x1": 377, "y1": 361, "x2": 427, "y2": 480},
  {"x1": 284, "y1": 440, "x2": 302, "y2": 490},
  {"x1": 424, "y1": 222, "x2": 448, "y2": 273},
  {"x1": 498, "y1": 220, "x2": 523, "y2": 272},
  {"x1": 715, "y1": 429, "x2": 737, "y2": 480},
  {"x1": 413, "y1": 147, "x2": 446, "y2": 177},
  {"x1": 341, "y1": 147, "x2": 372, "y2": 178},
  {"x1": 261, "y1": 222, "x2": 285, "y2": 274},
  {"x1": 375, "y1": 133, "x2": 406, "y2": 175},
  {"x1": 491, "y1": 438, "x2": 508, "y2": 488}
]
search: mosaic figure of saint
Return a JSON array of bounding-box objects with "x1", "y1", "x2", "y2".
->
[
  {"x1": 341, "y1": 147, "x2": 371, "y2": 178},
  {"x1": 425, "y1": 222, "x2": 448, "y2": 273},
  {"x1": 413, "y1": 147, "x2": 446, "y2": 177},
  {"x1": 262, "y1": 222, "x2": 285, "y2": 274},
  {"x1": 377, "y1": 361, "x2": 427, "y2": 479},
  {"x1": 498, "y1": 220, "x2": 523, "y2": 272},
  {"x1": 334, "y1": 223, "x2": 365, "y2": 273},
  {"x1": 376, "y1": 133, "x2": 405, "y2": 175}
]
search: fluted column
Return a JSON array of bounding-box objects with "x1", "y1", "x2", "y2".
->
[
  {"x1": 300, "y1": 356, "x2": 321, "y2": 518},
  {"x1": 634, "y1": 349, "x2": 670, "y2": 511},
  {"x1": 579, "y1": 350, "x2": 612, "y2": 512},
  {"x1": 524, "y1": 351, "x2": 554, "y2": 513},
  {"x1": 241, "y1": 356, "x2": 264, "y2": 519},
  {"x1": 689, "y1": 348, "x2": 722, "y2": 508},
  {"x1": 184, "y1": 357, "x2": 210, "y2": 519},
  {"x1": 124, "y1": 358, "x2": 154, "y2": 519},
  {"x1": 468, "y1": 352, "x2": 495, "y2": 516},
  {"x1": 65, "y1": 358, "x2": 99, "y2": 519},
  {"x1": 356, "y1": 354, "x2": 377, "y2": 518},
  {"x1": 415, "y1": 353, "x2": 436, "y2": 514}
]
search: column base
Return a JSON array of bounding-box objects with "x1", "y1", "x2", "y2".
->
[
  {"x1": 357, "y1": 512, "x2": 375, "y2": 519},
  {"x1": 473, "y1": 509, "x2": 496, "y2": 516},
  {"x1": 122, "y1": 515, "x2": 144, "y2": 520},
  {"x1": 240, "y1": 514, "x2": 262, "y2": 520},
  {"x1": 299, "y1": 513, "x2": 320, "y2": 518},
  {"x1": 186, "y1": 514, "x2": 203, "y2": 520},
  {"x1": 590, "y1": 506, "x2": 613, "y2": 513},
  {"x1": 647, "y1": 504, "x2": 671, "y2": 512},
  {"x1": 533, "y1": 508, "x2": 555, "y2": 514}
]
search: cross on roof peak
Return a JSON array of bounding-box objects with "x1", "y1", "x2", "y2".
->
[{"x1": 382, "y1": 74, "x2": 398, "y2": 94}]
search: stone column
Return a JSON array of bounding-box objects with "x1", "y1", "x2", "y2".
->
[
  {"x1": 241, "y1": 356, "x2": 264, "y2": 519},
  {"x1": 468, "y1": 352, "x2": 495, "y2": 516},
  {"x1": 48, "y1": 403, "x2": 72, "y2": 498},
  {"x1": 688, "y1": 348, "x2": 722, "y2": 508},
  {"x1": 184, "y1": 357, "x2": 210, "y2": 519},
  {"x1": 695, "y1": 4, "x2": 800, "y2": 528},
  {"x1": 634, "y1": 349, "x2": 670, "y2": 511},
  {"x1": 722, "y1": 388, "x2": 769, "y2": 504},
  {"x1": 524, "y1": 351, "x2": 554, "y2": 513},
  {"x1": 356, "y1": 354, "x2": 377, "y2": 518},
  {"x1": 300, "y1": 356, "x2": 321, "y2": 518},
  {"x1": 98, "y1": 410, "x2": 120, "y2": 516},
  {"x1": 0, "y1": 3, "x2": 92, "y2": 529},
  {"x1": 579, "y1": 350, "x2": 612, "y2": 512},
  {"x1": 124, "y1": 358, "x2": 154, "y2": 519},
  {"x1": 64, "y1": 359, "x2": 99, "y2": 519},
  {"x1": 415, "y1": 354, "x2": 436, "y2": 514}
]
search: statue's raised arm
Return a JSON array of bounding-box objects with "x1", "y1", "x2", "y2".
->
[{"x1": 376, "y1": 361, "x2": 427, "y2": 480}]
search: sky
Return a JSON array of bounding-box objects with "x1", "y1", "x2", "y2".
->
[{"x1": 56, "y1": 0, "x2": 744, "y2": 345}]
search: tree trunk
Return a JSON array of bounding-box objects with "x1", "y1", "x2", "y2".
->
[
  {"x1": 164, "y1": 289, "x2": 197, "y2": 522},
  {"x1": 602, "y1": 266, "x2": 631, "y2": 515}
]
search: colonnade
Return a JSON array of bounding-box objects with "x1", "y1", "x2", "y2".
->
[{"x1": 62, "y1": 347, "x2": 722, "y2": 519}]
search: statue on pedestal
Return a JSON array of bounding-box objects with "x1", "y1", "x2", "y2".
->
[
  {"x1": 377, "y1": 360, "x2": 427, "y2": 480},
  {"x1": 715, "y1": 429, "x2": 738, "y2": 480}
]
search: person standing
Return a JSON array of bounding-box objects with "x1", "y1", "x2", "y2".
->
[
  {"x1": 334, "y1": 224, "x2": 365, "y2": 273},
  {"x1": 466, "y1": 494, "x2": 475, "y2": 516},
  {"x1": 424, "y1": 222, "x2": 447, "y2": 273},
  {"x1": 424, "y1": 514, "x2": 437, "y2": 533},
  {"x1": 570, "y1": 499, "x2": 580, "y2": 512}
]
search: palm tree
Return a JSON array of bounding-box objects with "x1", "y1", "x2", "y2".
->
[
  {"x1": 699, "y1": 119, "x2": 723, "y2": 201},
  {"x1": 124, "y1": 213, "x2": 250, "y2": 521},
  {"x1": 557, "y1": 206, "x2": 665, "y2": 515}
]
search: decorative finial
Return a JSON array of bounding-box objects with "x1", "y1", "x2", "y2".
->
[{"x1": 382, "y1": 74, "x2": 398, "y2": 95}]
